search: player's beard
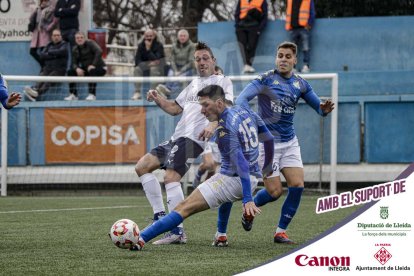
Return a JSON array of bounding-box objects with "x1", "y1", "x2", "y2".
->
[{"x1": 198, "y1": 66, "x2": 213, "y2": 77}]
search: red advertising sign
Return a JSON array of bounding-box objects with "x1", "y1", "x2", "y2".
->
[{"x1": 44, "y1": 107, "x2": 146, "y2": 163}]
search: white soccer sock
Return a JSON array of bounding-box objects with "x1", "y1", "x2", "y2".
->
[
  {"x1": 140, "y1": 173, "x2": 165, "y2": 214},
  {"x1": 276, "y1": 227, "x2": 286, "y2": 234},
  {"x1": 165, "y1": 182, "x2": 185, "y2": 228},
  {"x1": 216, "y1": 231, "x2": 227, "y2": 237}
]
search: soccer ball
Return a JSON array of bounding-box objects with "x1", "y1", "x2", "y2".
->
[{"x1": 109, "y1": 219, "x2": 140, "y2": 249}]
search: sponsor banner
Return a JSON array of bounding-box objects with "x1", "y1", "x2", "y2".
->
[
  {"x1": 44, "y1": 107, "x2": 146, "y2": 164},
  {"x1": 0, "y1": 0, "x2": 90, "y2": 41},
  {"x1": 238, "y1": 164, "x2": 414, "y2": 275}
]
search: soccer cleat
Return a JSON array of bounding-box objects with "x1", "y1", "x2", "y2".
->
[
  {"x1": 212, "y1": 235, "x2": 228, "y2": 247},
  {"x1": 301, "y1": 64, "x2": 310, "y2": 73},
  {"x1": 24, "y1": 86, "x2": 38, "y2": 101},
  {"x1": 129, "y1": 238, "x2": 145, "y2": 251},
  {"x1": 64, "y1": 93, "x2": 78, "y2": 101},
  {"x1": 243, "y1": 64, "x2": 256, "y2": 74},
  {"x1": 156, "y1": 84, "x2": 171, "y2": 97},
  {"x1": 274, "y1": 232, "x2": 295, "y2": 244},
  {"x1": 152, "y1": 230, "x2": 187, "y2": 245},
  {"x1": 241, "y1": 213, "x2": 254, "y2": 231},
  {"x1": 131, "y1": 92, "x2": 141, "y2": 100},
  {"x1": 85, "y1": 93, "x2": 96, "y2": 100},
  {"x1": 24, "y1": 86, "x2": 39, "y2": 97}
]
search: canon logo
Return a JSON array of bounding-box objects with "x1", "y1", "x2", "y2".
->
[
  {"x1": 51, "y1": 125, "x2": 140, "y2": 146},
  {"x1": 295, "y1": 254, "x2": 350, "y2": 267}
]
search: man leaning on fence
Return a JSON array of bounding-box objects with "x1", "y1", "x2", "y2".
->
[
  {"x1": 24, "y1": 29, "x2": 69, "y2": 101},
  {"x1": 131, "y1": 29, "x2": 166, "y2": 100}
]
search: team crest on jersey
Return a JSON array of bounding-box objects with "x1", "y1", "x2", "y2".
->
[
  {"x1": 219, "y1": 131, "x2": 227, "y2": 138},
  {"x1": 293, "y1": 81, "x2": 300, "y2": 89},
  {"x1": 273, "y1": 80, "x2": 280, "y2": 85}
]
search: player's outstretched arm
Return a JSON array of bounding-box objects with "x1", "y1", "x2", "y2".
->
[
  {"x1": 320, "y1": 99, "x2": 335, "y2": 115},
  {"x1": 147, "y1": 90, "x2": 183, "y2": 116},
  {"x1": 235, "y1": 82, "x2": 260, "y2": 109}
]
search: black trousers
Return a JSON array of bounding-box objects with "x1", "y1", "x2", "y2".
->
[
  {"x1": 67, "y1": 67, "x2": 107, "y2": 96},
  {"x1": 236, "y1": 27, "x2": 261, "y2": 66},
  {"x1": 35, "y1": 67, "x2": 66, "y2": 94}
]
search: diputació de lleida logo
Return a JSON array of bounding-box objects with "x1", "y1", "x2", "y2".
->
[{"x1": 380, "y1": 206, "x2": 389, "y2": 219}]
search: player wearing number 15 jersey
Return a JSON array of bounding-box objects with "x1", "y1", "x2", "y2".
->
[{"x1": 130, "y1": 84, "x2": 274, "y2": 250}]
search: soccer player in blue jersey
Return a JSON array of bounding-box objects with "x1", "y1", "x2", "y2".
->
[
  {"x1": 236, "y1": 41, "x2": 334, "y2": 244},
  {"x1": 134, "y1": 42, "x2": 233, "y2": 245},
  {"x1": 130, "y1": 84, "x2": 274, "y2": 250},
  {"x1": 0, "y1": 74, "x2": 22, "y2": 109}
]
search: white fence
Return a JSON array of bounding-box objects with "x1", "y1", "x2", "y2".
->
[{"x1": 1, "y1": 73, "x2": 338, "y2": 196}]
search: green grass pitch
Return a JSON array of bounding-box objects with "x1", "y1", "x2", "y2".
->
[{"x1": 0, "y1": 195, "x2": 361, "y2": 275}]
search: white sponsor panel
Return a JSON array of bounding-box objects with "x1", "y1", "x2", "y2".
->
[
  {"x1": 51, "y1": 125, "x2": 140, "y2": 146},
  {"x1": 238, "y1": 170, "x2": 413, "y2": 275},
  {"x1": 0, "y1": 0, "x2": 91, "y2": 41}
]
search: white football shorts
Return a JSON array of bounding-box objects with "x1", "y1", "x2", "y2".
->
[
  {"x1": 197, "y1": 173, "x2": 258, "y2": 209},
  {"x1": 259, "y1": 136, "x2": 303, "y2": 178}
]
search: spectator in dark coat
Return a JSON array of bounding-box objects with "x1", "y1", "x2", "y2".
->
[
  {"x1": 235, "y1": 0, "x2": 268, "y2": 74},
  {"x1": 54, "y1": 0, "x2": 80, "y2": 49},
  {"x1": 24, "y1": 29, "x2": 69, "y2": 101},
  {"x1": 131, "y1": 29, "x2": 166, "y2": 100},
  {"x1": 65, "y1": 32, "x2": 107, "y2": 101}
]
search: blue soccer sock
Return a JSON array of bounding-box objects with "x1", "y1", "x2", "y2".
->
[
  {"x1": 217, "y1": 202, "x2": 233, "y2": 234},
  {"x1": 254, "y1": 188, "x2": 279, "y2": 207},
  {"x1": 140, "y1": 211, "x2": 184, "y2": 242},
  {"x1": 278, "y1": 187, "x2": 304, "y2": 230}
]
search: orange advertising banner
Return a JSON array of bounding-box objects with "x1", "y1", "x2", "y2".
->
[{"x1": 44, "y1": 107, "x2": 146, "y2": 164}]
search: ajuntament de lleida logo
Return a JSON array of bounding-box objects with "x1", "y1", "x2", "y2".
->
[{"x1": 380, "y1": 206, "x2": 389, "y2": 219}]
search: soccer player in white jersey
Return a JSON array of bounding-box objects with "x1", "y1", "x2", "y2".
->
[
  {"x1": 236, "y1": 41, "x2": 334, "y2": 244},
  {"x1": 0, "y1": 74, "x2": 21, "y2": 109},
  {"x1": 192, "y1": 65, "x2": 227, "y2": 187},
  {"x1": 134, "y1": 42, "x2": 233, "y2": 245},
  {"x1": 130, "y1": 85, "x2": 274, "y2": 251}
]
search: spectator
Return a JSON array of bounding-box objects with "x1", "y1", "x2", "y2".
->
[
  {"x1": 24, "y1": 29, "x2": 69, "y2": 101},
  {"x1": 28, "y1": 0, "x2": 58, "y2": 69},
  {"x1": 285, "y1": 0, "x2": 316, "y2": 73},
  {"x1": 235, "y1": 0, "x2": 268, "y2": 74},
  {"x1": 65, "y1": 31, "x2": 107, "y2": 101},
  {"x1": 156, "y1": 29, "x2": 195, "y2": 98},
  {"x1": 54, "y1": 0, "x2": 80, "y2": 49},
  {"x1": 131, "y1": 29, "x2": 166, "y2": 100}
]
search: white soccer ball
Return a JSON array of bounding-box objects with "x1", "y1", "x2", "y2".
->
[{"x1": 109, "y1": 219, "x2": 140, "y2": 249}]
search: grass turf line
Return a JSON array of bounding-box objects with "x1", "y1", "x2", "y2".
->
[{"x1": 0, "y1": 195, "x2": 360, "y2": 275}]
